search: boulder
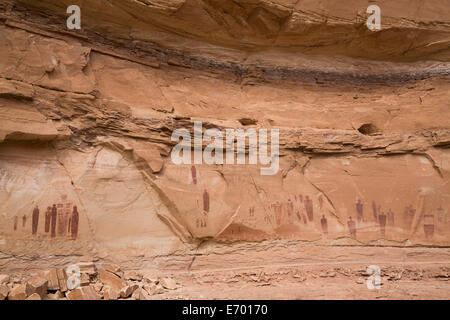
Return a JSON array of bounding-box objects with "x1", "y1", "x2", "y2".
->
[
  {"x1": 102, "y1": 286, "x2": 120, "y2": 300},
  {"x1": 27, "y1": 277, "x2": 48, "y2": 297},
  {"x1": 77, "y1": 262, "x2": 97, "y2": 277},
  {"x1": 124, "y1": 271, "x2": 143, "y2": 281},
  {"x1": 8, "y1": 283, "x2": 33, "y2": 300},
  {"x1": 41, "y1": 268, "x2": 68, "y2": 292},
  {"x1": 0, "y1": 285, "x2": 9, "y2": 300},
  {"x1": 160, "y1": 277, "x2": 178, "y2": 290},
  {"x1": 66, "y1": 285, "x2": 101, "y2": 300},
  {"x1": 135, "y1": 288, "x2": 152, "y2": 300},
  {"x1": 0, "y1": 274, "x2": 10, "y2": 285},
  {"x1": 26, "y1": 293, "x2": 42, "y2": 300},
  {"x1": 103, "y1": 265, "x2": 124, "y2": 278},
  {"x1": 80, "y1": 273, "x2": 90, "y2": 286},
  {"x1": 45, "y1": 291, "x2": 64, "y2": 300},
  {"x1": 119, "y1": 284, "x2": 139, "y2": 298},
  {"x1": 99, "y1": 269, "x2": 126, "y2": 292},
  {"x1": 142, "y1": 272, "x2": 159, "y2": 284},
  {"x1": 92, "y1": 282, "x2": 103, "y2": 293},
  {"x1": 143, "y1": 283, "x2": 164, "y2": 295}
]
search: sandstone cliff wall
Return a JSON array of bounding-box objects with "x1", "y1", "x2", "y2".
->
[{"x1": 0, "y1": 0, "x2": 449, "y2": 271}]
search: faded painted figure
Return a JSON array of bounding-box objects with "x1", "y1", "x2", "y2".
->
[
  {"x1": 423, "y1": 214, "x2": 434, "y2": 239},
  {"x1": 356, "y1": 199, "x2": 363, "y2": 223},
  {"x1": 50, "y1": 204, "x2": 57, "y2": 238},
  {"x1": 304, "y1": 196, "x2": 314, "y2": 221},
  {"x1": 403, "y1": 205, "x2": 415, "y2": 230},
  {"x1": 347, "y1": 217, "x2": 356, "y2": 238},
  {"x1": 387, "y1": 209, "x2": 395, "y2": 226},
  {"x1": 45, "y1": 206, "x2": 51, "y2": 233},
  {"x1": 57, "y1": 203, "x2": 66, "y2": 236},
  {"x1": 203, "y1": 189, "x2": 210, "y2": 213},
  {"x1": 70, "y1": 206, "x2": 79, "y2": 239},
  {"x1": 379, "y1": 211, "x2": 387, "y2": 236},
  {"x1": 321, "y1": 215, "x2": 328, "y2": 234},
  {"x1": 191, "y1": 166, "x2": 197, "y2": 185}
]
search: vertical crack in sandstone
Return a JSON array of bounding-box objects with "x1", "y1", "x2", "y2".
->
[{"x1": 53, "y1": 149, "x2": 97, "y2": 246}]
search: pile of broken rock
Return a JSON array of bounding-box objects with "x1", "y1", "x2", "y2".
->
[{"x1": 0, "y1": 263, "x2": 179, "y2": 300}]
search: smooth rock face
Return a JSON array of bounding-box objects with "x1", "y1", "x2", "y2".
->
[{"x1": 0, "y1": 0, "x2": 448, "y2": 281}]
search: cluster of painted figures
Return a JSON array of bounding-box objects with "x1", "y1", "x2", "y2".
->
[
  {"x1": 254, "y1": 196, "x2": 447, "y2": 239},
  {"x1": 190, "y1": 162, "x2": 447, "y2": 239},
  {"x1": 12, "y1": 195, "x2": 79, "y2": 239}
]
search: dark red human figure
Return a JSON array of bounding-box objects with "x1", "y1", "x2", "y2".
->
[
  {"x1": 423, "y1": 214, "x2": 434, "y2": 239},
  {"x1": 318, "y1": 195, "x2": 323, "y2": 209},
  {"x1": 387, "y1": 209, "x2": 394, "y2": 226},
  {"x1": 372, "y1": 200, "x2": 377, "y2": 220},
  {"x1": 287, "y1": 199, "x2": 293, "y2": 218},
  {"x1": 22, "y1": 214, "x2": 26, "y2": 227},
  {"x1": 299, "y1": 194, "x2": 303, "y2": 203},
  {"x1": 71, "y1": 206, "x2": 79, "y2": 239},
  {"x1": 302, "y1": 214, "x2": 307, "y2": 225},
  {"x1": 378, "y1": 211, "x2": 387, "y2": 236},
  {"x1": 274, "y1": 202, "x2": 282, "y2": 227},
  {"x1": 13, "y1": 216, "x2": 18, "y2": 231},
  {"x1": 50, "y1": 204, "x2": 57, "y2": 238},
  {"x1": 356, "y1": 199, "x2": 363, "y2": 223},
  {"x1": 321, "y1": 215, "x2": 328, "y2": 234},
  {"x1": 347, "y1": 217, "x2": 356, "y2": 238},
  {"x1": 203, "y1": 189, "x2": 210, "y2": 214},
  {"x1": 305, "y1": 196, "x2": 314, "y2": 221},
  {"x1": 191, "y1": 166, "x2": 197, "y2": 185},
  {"x1": 32, "y1": 206, "x2": 39, "y2": 236},
  {"x1": 45, "y1": 206, "x2": 51, "y2": 233}
]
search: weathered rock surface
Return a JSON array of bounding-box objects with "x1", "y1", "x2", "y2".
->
[
  {"x1": 0, "y1": 275, "x2": 10, "y2": 285},
  {"x1": 0, "y1": 0, "x2": 448, "y2": 299}
]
